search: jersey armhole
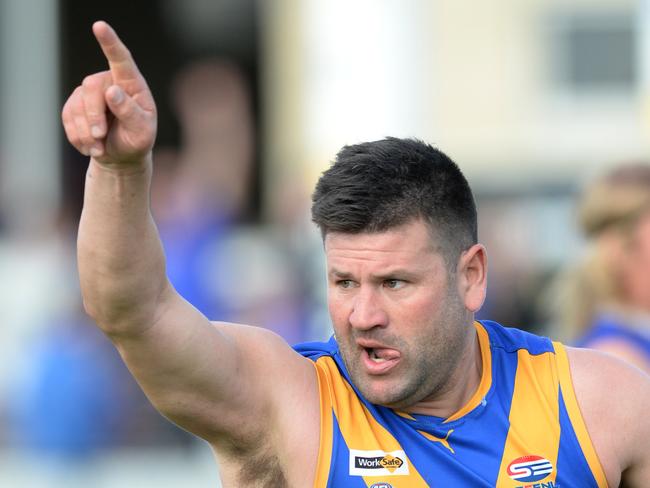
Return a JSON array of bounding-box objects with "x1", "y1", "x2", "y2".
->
[
  {"x1": 553, "y1": 341, "x2": 609, "y2": 488},
  {"x1": 312, "y1": 358, "x2": 334, "y2": 488}
]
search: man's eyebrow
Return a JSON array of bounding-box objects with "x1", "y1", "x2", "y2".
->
[
  {"x1": 372, "y1": 269, "x2": 418, "y2": 280},
  {"x1": 328, "y1": 268, "x2": 352, "y2": 278},
  {"x1": 328, "y1": 268, "x2": 418, "y2": 280}
]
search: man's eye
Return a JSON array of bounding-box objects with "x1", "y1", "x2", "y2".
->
[
  {"x1": 384, "y1": 279, "x2": 405, "y2": 289},
  {"x1": 337, "y1": 280, "x2": 354, "y2": 289}
]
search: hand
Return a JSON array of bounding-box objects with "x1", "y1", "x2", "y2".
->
[{"x1": 61, "y1": 21, "x2": 157, "y2": 167}]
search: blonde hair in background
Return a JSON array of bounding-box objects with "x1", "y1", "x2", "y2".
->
[{"x1": 550, "y1": 163, "x2": 650, "y2": 341}]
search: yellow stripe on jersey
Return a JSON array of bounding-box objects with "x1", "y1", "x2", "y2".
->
[
  {"x1": 393, "y1": 411, "x2": 416, "y2": 420},
  {"x1": 313, "y1": 356, "x2": 429, "y2": 487},
  {"x1": 312, "y1": 359, "x2": 334, "y2": 488},
  {"x1": 495, "y1": 350, "x2": 560, "y2": 487},
  {"x1": 553, "y1": 342, "x2": 608, "y2": 488}
]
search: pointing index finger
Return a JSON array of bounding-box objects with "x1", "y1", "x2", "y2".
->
[{"x1": 92, "y1": 21, "x2": 143, "y2": 86}]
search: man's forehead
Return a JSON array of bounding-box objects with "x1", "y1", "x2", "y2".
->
[{"x1": 324, "y1": 220, "x2": 440, "y2": 256}]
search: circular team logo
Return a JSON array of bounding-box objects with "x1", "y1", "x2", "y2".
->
[
  {"x1": 507, "y1": 455, "x2": 554, "y2": 483},
  {"x1": 370, "y1": 484, "x2": 393, "y2": 488}
]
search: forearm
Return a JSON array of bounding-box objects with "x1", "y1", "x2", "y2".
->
[{"x1": 78, "y1": 156, "x2": 168, "y2": 336}]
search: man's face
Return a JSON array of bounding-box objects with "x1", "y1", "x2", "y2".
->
[{"x1": 325, "y1": 219, "x2": 473, "y2": 410}]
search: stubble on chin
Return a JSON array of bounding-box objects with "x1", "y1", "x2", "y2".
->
[
  {"x1": 339, "y1": 312, "x2": 471, "y2": 409},
  {"x1": 338, "y1": 339, "x2": 420, "y2": 408}
]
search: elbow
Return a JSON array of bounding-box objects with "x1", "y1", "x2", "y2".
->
[{"x1": 80, "y1": 278, "x2": 171, "y2": 337}]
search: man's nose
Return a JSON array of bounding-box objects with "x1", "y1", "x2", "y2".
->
[{"x1": 349, "y1": 288, "x2": 388, "y2": 330}]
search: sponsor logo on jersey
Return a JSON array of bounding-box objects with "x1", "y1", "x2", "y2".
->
[
  {"x1": 514, "y1": 482, "x2": 558, "y2": 488},
  {"x1": 369, "y1": 483, "x2": 393, "y2": 488},
  {"x1": 349, "y1": 449, "x2": 410, "y2": 476},
  {"x1": 419, "y1": 428, "x2": 455, "y2": 454},
  {"x1": 507, "y1": 455, "x2": 554, "y2": 483}
]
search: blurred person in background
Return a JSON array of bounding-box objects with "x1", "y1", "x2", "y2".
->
[
  {"x1": 7, "y1": 304, "x2": 128, "y2": 458},
  {"x1": 551, "y1": 163, "x2": 650, "y2": 374},
  {"x1": 151, "y1": 59, "x2": 253, "y2": 322},
  {"x1": 61, "y1": 22, "x2": 650, "y2": 487},
  {"x1": 4, "y1": 209, "x2": 192, "y2": 463},
  {"x1": 151, "y1": 58, "x2": 308, "y2": 342}
]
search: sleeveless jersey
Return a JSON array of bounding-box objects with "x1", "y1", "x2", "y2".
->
[{"x1": 294, "y1": 320, "x2": 607, "y2": 487}]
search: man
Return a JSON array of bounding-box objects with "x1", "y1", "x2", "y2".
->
[{"x1": 62, "y1": 21, "x2": 650, "y2": 487}]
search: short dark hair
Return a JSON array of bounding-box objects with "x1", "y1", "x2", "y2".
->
[{"x1": 311, "y1": 137, "x2": 477, "y2": 268}]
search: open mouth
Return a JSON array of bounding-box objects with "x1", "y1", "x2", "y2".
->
[
  {"x1": 366, "y1": 347, "x2": 389, "y2": 363},
  {"x1": 361, "y1": 346, "x2": 401, "y2": 374}
]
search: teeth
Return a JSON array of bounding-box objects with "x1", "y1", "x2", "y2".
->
[{"x1": 369, "y1": 349, "x2": 386, "y2": 363}]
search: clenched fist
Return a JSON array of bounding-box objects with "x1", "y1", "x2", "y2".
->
[{"x1": 61, "y1": 21, "x2": 157, "y2": 167}]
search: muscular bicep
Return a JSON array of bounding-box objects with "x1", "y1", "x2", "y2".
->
[
  {"x1": 566, "y1": 347, "x2": 650, "y2": 487},
  {"x1": 109, "y1": 281, "x2": 316, "y2": 446}
]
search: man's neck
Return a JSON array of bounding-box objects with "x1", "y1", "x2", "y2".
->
[{"x1": 404, "y1": 325, "x2": 483, "y2": 419}]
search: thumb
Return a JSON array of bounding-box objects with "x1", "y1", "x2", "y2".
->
[{"x1": 104, "y1": 84, "x2": 146, "y2": 130}]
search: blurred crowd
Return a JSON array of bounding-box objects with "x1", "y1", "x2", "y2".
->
[
  {"x1": 0, "y1": 4, "x2": 647, "y2": 488},
  {"x1": 0, "y1": 58, "x2": 329, "y2": 462}
]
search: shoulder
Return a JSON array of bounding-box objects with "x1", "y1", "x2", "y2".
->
[
  {"x1": 215, "y1": 323, "x2": 320, "y2": 416},
  {"x1": 564, "y1": 345, "x2": 650, "y2": 403},
  {"x1": 565, "y1": 346, "x2": 650, "y2": 486},
  {"x1": 580, "y1": 337, "x2": 650, "y2": 374}
]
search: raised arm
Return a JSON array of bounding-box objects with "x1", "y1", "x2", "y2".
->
[
  {"x1": 63, "y1": 20, "x2": 160, "y2": 341},
  {"x1": 61, "y1": 21, "x2": 318, "y2": 473}
]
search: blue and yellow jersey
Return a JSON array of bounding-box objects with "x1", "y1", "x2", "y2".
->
[{"x1": 294, "y1": 320, "x2": 607, "y2": 487}]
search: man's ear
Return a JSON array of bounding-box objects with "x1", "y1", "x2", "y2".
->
[{"x1": 456, "y1": 244, "x2": 487, "y2": 313}]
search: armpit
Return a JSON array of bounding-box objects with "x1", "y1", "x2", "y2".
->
[{"x1": 236, "y1": 447, "x2": 289, "y2": 487}]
